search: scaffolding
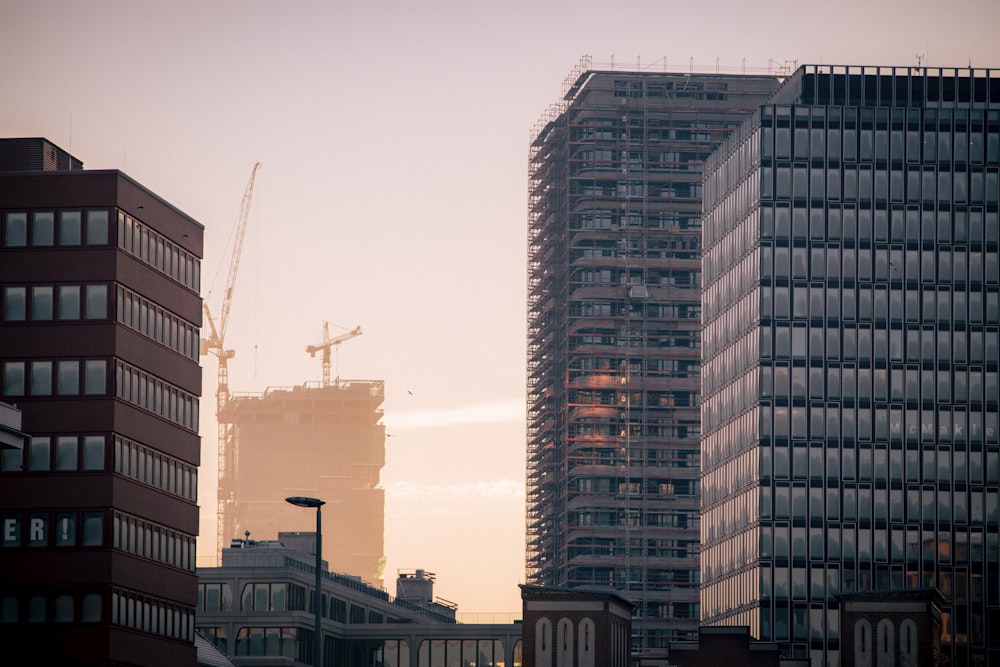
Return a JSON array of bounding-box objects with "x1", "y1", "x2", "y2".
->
[{"x1": 526, "y1": 64, "x2": 780, "y2": 655}]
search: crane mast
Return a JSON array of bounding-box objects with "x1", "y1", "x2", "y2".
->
[
  {"x1": 202, "y1": 161, "x2": 260, "y2": 554},
  {"x1": 307, "y1": 322, "x2": 362, "y2": 387}
]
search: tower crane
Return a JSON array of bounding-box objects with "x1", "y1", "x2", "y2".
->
[
  {"x1": 201, "y1": 161, "x2": 260, "y2": 553},
  {"x1": 307, "y1": 322, "x2": 362, "y2": 387}
]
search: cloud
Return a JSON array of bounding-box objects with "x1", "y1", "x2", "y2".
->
[{"x1": 384, "y1": 398, "x2": 525, "y2": 429}]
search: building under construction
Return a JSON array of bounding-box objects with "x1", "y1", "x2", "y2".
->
[
  {"x1": 217, "y1": 379, "x2": 387, "y2": 587},
  {"x1": 526, "y1": 60, "x2": 780, "y2": 654}
]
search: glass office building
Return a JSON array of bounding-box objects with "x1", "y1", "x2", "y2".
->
[{"x1": 699, "y1": 66, "x2": 1000, "y2": 667}]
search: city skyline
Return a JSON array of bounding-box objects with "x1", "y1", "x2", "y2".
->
[{"x1": 2, "y1": 0, "x2": 998, "y2": 616}]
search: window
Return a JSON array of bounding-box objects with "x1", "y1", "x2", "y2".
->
[
  {"x1": 32, "y1": 212, "x2": 54, "y2": 246},
  {"x1": 54, "y1": 594, "x2": 74, "y2": 622},
  {"x1": 84, "y1": 360, "x2": 106, "y2": 395},
  {"x1": 82, "y1": 512, "x2": 103, "y2": 546},
  {"x1": 59, "y1": 211, "x2": 82, "y2": 245},
  {"x1": 57, "y1": 360, "x2": 79, "y2": 395},
  {"x1": 31, "y1": 286, "x2": 53, "y2": 320},
  {"x1": 85, "y1": 285, "x2": 107, "y2": 319},
  {"x1": 58, "y1": 286, "x2": 81, "y2": 320},
  {"x1": 28, "y1": 437, "x2": 50, "y2": 471},
  {"x1": 3, "y1": 362, "x2": 24, "y2": 396},
  {"x1": 5, "y1": 212, "x2": 27, "y2": 247},
  {"x1": 30, "y1": 361, "x2": 52, "y2": 395},
  {"x1": 56, "y1": 436, "x2": 78, "y2": 471},
  {"x1": 86, "y1": 211, "x2": 109, "y2": 245},
  {"x1": 83, "y1": 436, "x2": 105, "y2": 471},
  {"x1": 3, "y1": 287, "x2": 25, "y2": 321}
]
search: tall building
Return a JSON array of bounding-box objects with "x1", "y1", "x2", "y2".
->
[
  {"x1": 0, "y1": 138, "x2": 204, "y2": 664},
  {"x1": 699, "y1": 66, "x2": 1000, "y2": 666},
  {"x1": 218, "y1": 379, "x2": 386, "y2": 586},
  {"x1": 526, "y1": 62, "x2": 780, "y2": 653}
]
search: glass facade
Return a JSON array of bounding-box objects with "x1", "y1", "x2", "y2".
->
[
  {"x1": 527, "y1": 65, "x2": 780, "y2": 654},
  {"x1": 700, "y1": 66, "x2": 1000, "y2": 667}
]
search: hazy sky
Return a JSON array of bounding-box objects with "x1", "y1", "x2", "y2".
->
[{"x1": 2, "y1": 0, "x2": 997, "y2": 615}]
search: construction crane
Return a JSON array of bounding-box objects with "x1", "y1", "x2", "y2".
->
[
  {"x1": 201, "y1": 161, "x2": 260, "y2": 554},
  {"x1": 307, "y1": 322, "x2": 362, "y2": 387}
]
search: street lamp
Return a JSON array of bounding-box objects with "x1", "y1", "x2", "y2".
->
[{"x1": 286, "y1": 496, "x2": 326, "y2": 667}]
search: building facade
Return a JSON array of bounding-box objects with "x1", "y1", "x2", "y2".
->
[
  {"x1": 526, "y1": 62, "x2": 779, "y2": 653},
  {"x1": 196, "y1": 537, "x2": 522, "y2": 667},
  {"x1": 0, "y1": 138, "x2": 204, "y2": 665},
  {"x1": 520, "y1": 584, "x2": 634, "y2": 667},
  {"x1": 699, "y1": 66, "x2": 1000, "y2": 666},
  {"x1": 218, "y1": 380, "x2": 386, "y2": 586}
]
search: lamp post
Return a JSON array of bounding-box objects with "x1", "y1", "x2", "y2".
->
[{"x1": 286, "y1": 496, "x2": 326, "y2": 667}]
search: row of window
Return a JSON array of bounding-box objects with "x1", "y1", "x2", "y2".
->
[
  {"x1": 761, "y1": 204, "x2": 998, "y2": 249},
  {"x1": 114, "y1": 435, "x2": 197, "y2": 502},
  {"x1": 117, "y1": 211, "x2": 200, "y2": 292},
  {"x1": 569, "y1": 507, "x2": 698, "y2": 528},
  {"x1": 1, "y1": 510, "x2": 104, "y2": 547},
  {"x1": 763, "y1": 163, "x2": 999, "y2": 209},
  {"x1": 762, "y1": 247, "x2": 1000, "y2": 287},
  {"x1": 758, "y1": 484, "x2": 1000, "y2": 531},
  {"x1": 766, "y1": 443, "x2": 1000, "y2": 485},
  {"x1": 116, "y1": 286, "x2": 199, "y2": 361},
  {"x1": 0, "y1": 434, "x2": 104, "y2": 472},
  {"x1": 570, "y1": 211, "x2": 702, "y2": 231},
  {"x1": 0, "y1": 432, "x2": 196, "y2": 500},
  {"x1": 566, "y1": 448, "x2": 698, "y2": 469},
  {"x1": 1, "y1": 209, "x2": 110, "y2": 248},
  {"x1": 761, "y1": 325, "x2": 999, "y2": 366},
  {"x1": 0, "y1": 591, "x2": 101, "y2": 624},
  {"x1": 112, "y1": 587, "x2": 195, "y2": 642},
  {"x1": 760, "y1": 405, "x2": 1000, "y2": 443},
  {"x1": 760, "y1": 366, "x2": 999, "y2": 407},
  {"x1": 115, "y1": 360, "x2": 199, "y2": 431},
  {"x1": 2, "y1": 359, "x2": 106, "y2": 397},
  {"x1": 2, "y1": 284, "x2": 108, "y2": 322},
  {"x1": 239, "y1": 582, "x2": 305, "y2": 613},
  {"x1": 112, "y1": 511, "x2": 195, "y2": 572},
  {"x1": 760, "y1": 106, "x2": 1000, "y2": 164}
]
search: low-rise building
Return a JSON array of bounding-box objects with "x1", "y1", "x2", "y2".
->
[{"x1": 196, "y1": 535, "x2": 522, "y2": 666}]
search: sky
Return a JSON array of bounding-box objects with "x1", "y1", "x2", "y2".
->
[{"x1": 2, "y1": 0, "x2": 998, "y2": 616}]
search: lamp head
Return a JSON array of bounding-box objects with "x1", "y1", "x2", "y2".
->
[{"x1": 285, "y1": 496, "x2": 326, "y2": 508}]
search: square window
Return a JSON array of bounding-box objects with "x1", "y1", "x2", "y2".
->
[
  {"x1": 84, "y1": 360, "x2": 107, "y2": 395},
  {"x1": 30, "y1": 361, "x2": 52, "y2": 396},
  {"x1": 31, "y1": 286, "x2": 53, "y2": 320},
  {"x1": 0, "y1": 448, "x2": 21, "y2": 472},
  {"x1": 85, "y1": 285, "x2": 107, "y2": 319},
  {"x1": 83, "y1": 436, "x2": 105, "y2": 471},
  {"x1": 81, "y1": 592, "x2": 101, "y2": 622},
  {"x1": 3, "y1": 361, "x2": 25, "y2": 396},
  {"x1": 86, "y1": 211, "x2": 109, "y2": 245},
  {"x1": 56, "y1": 436, "x2": 78, "y2": 471},
  {"x1": 3, "y1": 286, "x2": 26, "y2": 321},
  {"x1": 55, "y1": 512, "x2": 76, "y2": 546},
  {"x1": 52, "y1": 594, "x2": 73, "y2": 623},
  {"x1": 58, "y1": 285, "x2": 81, "y2": 320},
  {"x1": 0, "y1": 596, "x2": 17, "y2": 622},
  {"x1": 28, "y1": 437, "x2": 50, "y2": 471},
  {"x1": 82, "y1": 512, "x2": 103, "y2": 546},
  {"x1": 57, "y1": 360, "x2": 79, "y2": 395},
  {"x1": 59, "y1": 211, "x2": 82, "y2": 245},
  {"x1": 31, "y1": 212, "x2": 54, "y2": 246},
  {"x1": 4, "y1": 212, "x2": 27, "y2": 247}
]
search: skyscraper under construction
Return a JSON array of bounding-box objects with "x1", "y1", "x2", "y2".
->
[
  {"x1": 217, "y1": 378, "x2": 386, "y2": 587},
  {"x1": 526, "y1": 60, "x2": 779, "y2": 653}
]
